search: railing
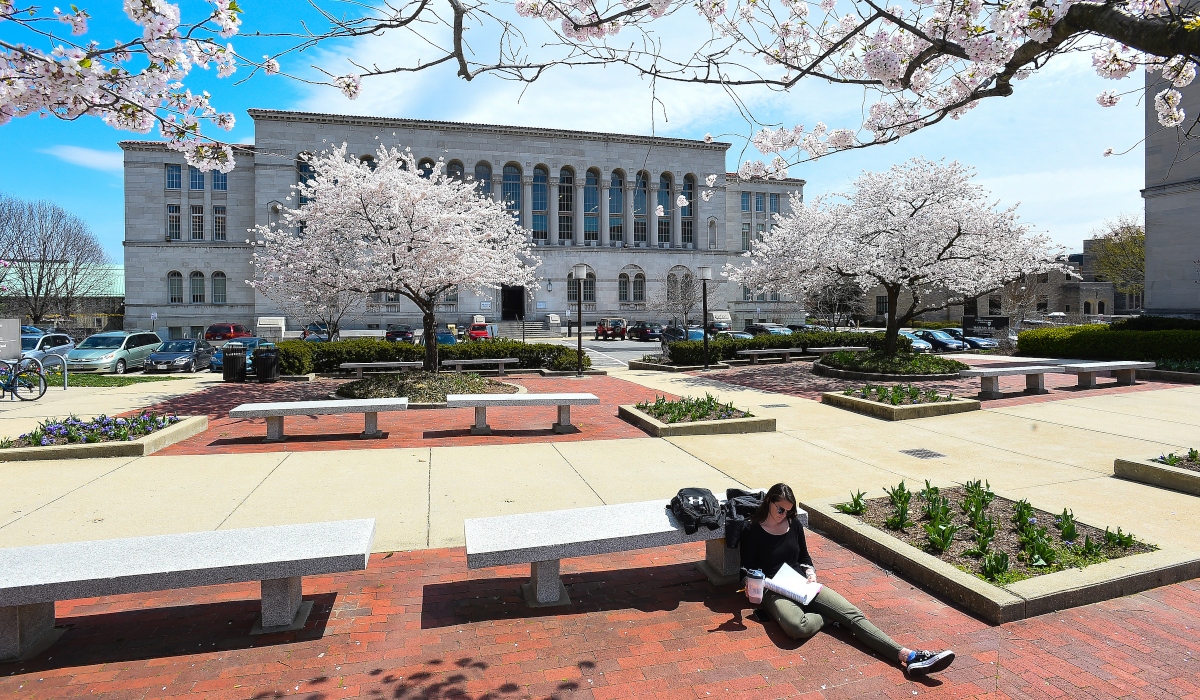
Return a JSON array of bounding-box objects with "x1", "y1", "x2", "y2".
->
[
  {"x1": 435, "y1": 303, "x2": 457, "y2": 313},
  {"x1": 39, "y1": 354, "x2": 69, "y2": 390},
  {"x1": 582, "y1": 303, "x2": 597, "y2": 312},
  {"x1": 618, "y1": 303, "x2": 646, "y2": 311}
]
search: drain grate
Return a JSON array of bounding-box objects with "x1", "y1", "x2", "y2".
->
[
  {"x1": 761, "y1": 403, "x2": 790, "y2": 408},
  {"x1": 900, "y1": 448, "x2": 946, "y2": 460}
]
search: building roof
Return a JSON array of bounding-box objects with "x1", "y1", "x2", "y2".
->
[
  {"x1": 119, "y1": 141, "x2": 256, "y2": 153},
  {"x1": 725, "y1": 172, "x2": 807, "y2": 186}
]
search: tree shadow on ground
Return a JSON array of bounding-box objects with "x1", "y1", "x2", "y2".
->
[
  {"x1": 319, "y1": 655, "x2": 595, "y2": 700},
  {"x1": 206, "y1": 432, "x2": 389, "y2": 446},
  {"x1": 2, "y1": 593, "x2": 336, "y2": 673}
]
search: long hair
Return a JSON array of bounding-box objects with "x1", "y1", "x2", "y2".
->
[{"x1": 751, "y1": 483, "x2": 799, "y2": 524}]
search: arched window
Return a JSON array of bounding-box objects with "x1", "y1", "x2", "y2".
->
[
  {"x1": 667, "y1": 272, "x2": 679, "y2": 303},
  {"x1": 359, "y1": 154, "x2": 376, "y2": 171},
  {"x1": 609, "y1": 171, "x2": 624, "y2": 243},
  {"x1": 633, "y1": 171, "x2": 649, "y2": 243},
  {"x1": 567, "y1": 270, "x2": 596, "y2": 302},
  {"x1": 168, "y1": 271, "x2": 183, "y2": 304},
  {"x1": 1097, "y1": 301, "x2": 1106, "y2": 315},
  {"x1": 584, "y1": 170, "x2": 600, "y2": 242},
  {"x1": 190, "y1": 271, "x2": 205, "y2": 304},
  {"x1": 503, "y1": 164, "x2": 522, "y2": 225},
  {"x1": 1084, "y1": 301, "x2": 1092, "y2": 315},
  {"x1": 618, "y1": 273, "x2": 630, "y2": 302},
  {"x1": 681, "y1": 175, "x2": 695, "y2": 246},
  {"x1": 212, "y1": 271, "x2": 227, "y2": 304},
  {"x1": 447, "y1": 161, "x2": 464, "y2": 181},
  {"x1": 417, "y1": 159, "x2": 435, "y2": 179},
  {"x1": 296, "y1": 153, "x2": 314, "y2": 205},
  {"x1": 658, "y1": 173, "x2": 673, "y2": 244},
  {"x1": 532, "y1": 166, "x2": 549, "y2": 241},
  {"x1": 633, "y1": 273, "x2": 646, "y2": 302},
  {"x1": 559, "y1": 167, "x2": 574, "y2": 242},
  {"x1": 474, "y1": 162, "x2": 493, "y2": 196}
]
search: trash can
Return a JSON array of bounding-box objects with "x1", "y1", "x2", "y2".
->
[
  {"x1": 222, "y1": 343, "x2": 247, "y2": 382},
  {"x1": 253, "y1": 344, "x2": 280, "y2": 383}
]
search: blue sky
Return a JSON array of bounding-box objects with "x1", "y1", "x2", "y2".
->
[{"x1": 0, "y1": 2, "x2": 1147, "y2": 261}]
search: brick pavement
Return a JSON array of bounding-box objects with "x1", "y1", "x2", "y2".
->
[
  {"x1": 143, "y1": 376, "x2": 677, "y2": 455},
  {"x1": 3, "y1": 531, "x2": 1197, "y2": 699}
]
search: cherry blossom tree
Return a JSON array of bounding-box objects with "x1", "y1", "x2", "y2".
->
[
  {"x1": 253, "y1": 143, "x2": 539, "y2": 371},
  {"x1": 729, "y1": 157, "x2": 1062, "y2": 354}
]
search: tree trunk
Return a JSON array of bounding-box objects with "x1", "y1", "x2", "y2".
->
[
  {"x1": 422, "y1": 309, "x2": 438, "y2": 372},
  {"x1": 883, "y1": 287, "x2": 902, "y2": 355}
]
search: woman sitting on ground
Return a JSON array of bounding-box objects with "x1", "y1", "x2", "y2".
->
[{"x1": 740, "y1": 483, "x2": 956, "y2": 677}]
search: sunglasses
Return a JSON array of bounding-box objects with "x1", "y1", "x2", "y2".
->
[{"x1": 773, "y1": 504, "x2": 791, "y2": 516}]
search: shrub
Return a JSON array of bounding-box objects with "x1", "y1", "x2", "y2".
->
[
  {"x1": 1017, "y1": 326, "x2": 1200, "y2": 361},
  {"x1": 278, "y1": 338, "x2": 591, "y2": 373},
  {"x1": 821, "y1": 351, "x2": 966, "y2": 375},
  {"x1": 910, "y1": 320, "x2": 962, "y2": 329},
  {"x1": 1110, "y1": 316, "x2": 1200, "y2": 331},
  {"x1": 276, "y1": 340, "x2": 315, "y2": 375},
  {"x1": 548, "y1": 348, "x2": 592, "y2": 372},
  {"x1": 665, "y1": 330, "x2": 909, "y2": 365}
]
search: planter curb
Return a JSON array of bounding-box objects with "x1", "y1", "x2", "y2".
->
[
  {"x1": 618, "y1": 404, "x2": 775, "y2": 437},
  {"x1": 626, "y1": 361, "x2": 731, "y2": 372},
  {"x1": 0, "y1": 415, "x2": 208, "y2": 462},
  {"x1": 1114, "y1": 456, "x2": 1200, "y2": 496},
  {"x1": 812, "y1": 360, "x2": 961, "y2": 382},
  {"x1": 1136, "y1": 369, "x2": 1200, "y2": 384},
  {"x1": 821, "y1": 392, "x2": 980, "y2": 421}
]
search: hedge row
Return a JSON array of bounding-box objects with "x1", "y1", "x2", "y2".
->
[
  {"x1": 1016, "y1": 326, "x2": 1200, "y2": 361},
  {"x1": 276, "y1": 339, "x2": 590, "y2": 374},
  {"x1": 1110, "y1": 316, "x2": 1200, "y2": 332},
  {"x1": 666, "y1": 330, "x2": 911, "y2": 366}
]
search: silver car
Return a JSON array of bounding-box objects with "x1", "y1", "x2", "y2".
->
[{"x1": 21, "y1": 333, "x2": 75, "y2": 366}]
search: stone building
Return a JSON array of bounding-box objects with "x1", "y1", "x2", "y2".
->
[{"x1": 120, "y1": 110, "x2": 805, "y2": 337}]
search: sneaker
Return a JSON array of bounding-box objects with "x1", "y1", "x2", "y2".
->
[{"x1": 906, "y1": 649, "x2": 954, "y2": 676}]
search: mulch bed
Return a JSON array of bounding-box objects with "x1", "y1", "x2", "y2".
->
[
  {"x1": 334, "y1": 371, "x2": 519, "y2": 402},
  {"x1": 1156, "y1": 457, "x2": 1200, "y2": 474},
  {"x1": 853, "y1": 486, "x2": 1154, "y2": 582}
]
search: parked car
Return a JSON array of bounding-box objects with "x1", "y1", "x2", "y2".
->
[
  {"x1": 385, "y1": 324, "x2": 415, "y2": 343},
  {"x1": 20, "y1": 325, "x2": 45, "y2": 337},
  {"x1": 912, "y1": 329, "x2": 968, "y2": 352},
  {"x1": 706, "y1": 321, "x2": 732, "y2": 335},
  {"x1": 211, "y1": 337, "x2": 269, "y2": 371},
  {"x1": 627, "y1": 321, "x2": 663, "y2": 342},
  {"x1": 745, "y1": 323, "x2": 793, "y2": 336},
  {"x1": 204, "y1": 323, "x2": 252, "y2": 341},
  {"x1": 898, "y1": 330, "x2": 933, "y2": 353},
  {"x1": 146, "y1": 339, "x2": 216, "y2": 373},
  {"x1": 717, "y1": 330, "x2": 754, "y2": 340},
  {"x1": 661, "y1": 325, "x2": 706, "y2": 342},
  {"x1": 466, "y1": 323, "x2": 493, "y2": 341},
  {"x1": 943, "y1": 328, "x2": 998, "y2": 350},
  {"x1": 787, "y1": 323, "x2": 831, "y2": 332},
  {"x1": 302, "y1": 323, "x2": 331, "y2": 342},
  {"x1": 418, "y1": 330, "x2": 458, "y2": 345},
  {"x1": 67, "y1": 331, "x2": 162, "y2": 374},
  {"x1": 21, "y1": 332, "x2": 75, "y2": 365},
  {"x1": 594, "y1": 317, "x2": 627, "y2": 340}
]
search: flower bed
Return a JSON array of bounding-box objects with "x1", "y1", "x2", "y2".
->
[
  {"x1": 634, "y1": 393, "x2": 752, "y2": 423},
  {"x1": 1154, "y1": 448, "x2": 1200, "y2": 474},
  {"x1": 334, "y1": 371, "x2": 518, "y2": 403},
  {"x1": 834, "y1": 480, "x2": 1155, "y2": 586},
  {"x1": 2, "y1": 413, "x2": 181, "y2": 448},
  {"x1": 822, "y1": 351, "x2": 967, "y2": 375},
  {"x1": 842, "y1": 383, "x2": 956, "y2": 406}
]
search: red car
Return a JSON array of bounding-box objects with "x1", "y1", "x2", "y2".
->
[
  {"x1": 593, "y1": 317, "x2": 627, "y2": 340},
  {"x1": 205, "y1": 323, "x2": 252, "y2": 341},
  {"x1": 466, "y1": 323, "x2": 492, "y2": 340}
]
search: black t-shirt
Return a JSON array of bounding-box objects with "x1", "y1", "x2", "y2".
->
[{"x1": 738, "y1": 520, "x2": 814, "y2": 579}]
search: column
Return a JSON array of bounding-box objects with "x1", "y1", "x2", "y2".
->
[
  {"x1": 599, "y1": 181, "x2": 610, "y2": 246},
  {"x1": 521, "y1": 176, "x2": 533, "y2": 234},
  {"x1": 671, "y1": 182, "x2": 682, "y2": 249},
  {"x1": 574, "y1": 180, "x2": 585, "y2": 247},
  {"x1": 647, "y1": 181, "x2": 659, "y2": 247},
  {"x1": 548, "y1": 180, "x2": 559, "y2": 243},
  {"x1": 623, "y1": 181, "x2": 635, "y2": 246}
]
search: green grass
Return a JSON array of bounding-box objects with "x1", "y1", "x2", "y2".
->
[
  {"x1": 635, "y1": 393, "x2": 752, "y2": 423},
  {"x1": 335, "y1": 371, "x2": 518, "y2": 402},
  {"x1": 821, "y1": 351, "x2": 968, "y2": 375},
  {"x1": 45, "y1": 371, "x2": 184, "y2": 388}
]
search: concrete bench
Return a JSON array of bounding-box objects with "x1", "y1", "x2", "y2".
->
[
  {"x1": 0, "y1": 519, "x2": 375, "y2": 661},
  {"x1": 959, "y1": 365, "x2": 1066, "y2": 399},
  {"x1": 1061, "y1": 361, "x2": 1156, "y2": 388},
  {"x1": 465, "y1": 497, "x2": 807, "y2": 607},
  {"x1": 736, "y1": 348, "x2": 806, "y2": 364},
  {"x1": 441, "y1": 357, "x2": 520, "y2": 375},
  {"x1": 340, "y1": 361, "x2": 423, "y2": 379},
  {"x1": 807, "y1": 346, "x2": 869, "y2": 355},
  {"x1": 230, "y1": 398, "x2": 409, "y2": 440},
  {"x1": 445, "y1": 393, "x2": 599, "y2": 435}
]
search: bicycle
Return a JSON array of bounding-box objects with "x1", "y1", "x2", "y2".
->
[{"x1": 0, "y1": 357, "x2": 48, "y2": 400}]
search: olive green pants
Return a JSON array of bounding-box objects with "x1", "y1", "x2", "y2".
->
[{"x1": 762, "y1": 587, "x2": 903, "y2": 660}]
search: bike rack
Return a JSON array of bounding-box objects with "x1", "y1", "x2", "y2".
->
[{"x1": 37, "y1": 355, "x2": 69, "y2": 391}]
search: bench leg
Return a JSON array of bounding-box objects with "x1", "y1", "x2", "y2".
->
[
  {"x1": 471, "y1": 406, "x2": 491, "y2": 435},
  {"x1": 265, "y1": 416, "x2": 285, "y2": 442},
  {"x1": 497, "y1": 363, "x2": 507, "y2": 377},
  {"x1": 361, "y1": 411, "x2": 383, "y2": 439},
  {"x1": 255, "y1": 577, "x2": 311, "y2": 633},
  {"x1": 1115, "y1": 369, "x2": 1137, "y2": 385},
  {"x1": 750, "y1": 355, "x2": 759, "y2": 365},
  {"x1": 522, "y1": 560, "x2": 570, "y2": 607},
  {"x1": 356, "y1": 367, "x2": 364, "y2": 379},
  {"x1": 1025, "y1": 373, "x2": 1048, "y2": 394},
  {"x1": 979, "y1": 376, "x2": 1002, "y2": 400},
  {"x1": 552, "y1": 405, "x2": 576, "y2": 434},
  {"x1": 0, "y1": 602, "x2": 58, "y2": 662},
  {"x1": 696, "y1": 538, "x2": 741, "y2": 586},
  {"x1": 1077, "y1": 372, "x2": 1097, "y2": 389}
]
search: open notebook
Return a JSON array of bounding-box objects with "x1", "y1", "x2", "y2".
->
[{"x1": 765, "y1": 563, "x2": 823, "y2": 605}]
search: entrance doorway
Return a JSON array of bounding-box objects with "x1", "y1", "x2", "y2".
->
[{"x1": 501, "y1": 285, "x2": 525, "y2": 321}]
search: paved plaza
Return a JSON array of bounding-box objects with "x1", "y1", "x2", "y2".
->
[{"x1": 1, "y1": 361, "x2": 1199, "y2": 698}]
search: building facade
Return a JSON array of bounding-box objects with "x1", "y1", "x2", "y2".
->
[{"x1": 121, "y1": 110, "x2": 805, "y2": 337}]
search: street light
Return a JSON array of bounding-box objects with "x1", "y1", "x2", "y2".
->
[
  {"x1": 698, "y1": 266, "x2": 712, "y2": 370},
  {"x1": 572, "y1": 263, "x2": 587, "y2": 377}
]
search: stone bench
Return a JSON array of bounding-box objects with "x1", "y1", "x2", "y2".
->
[
  {"x1": 959, "y1": 365, "x2": 1066, "y2": 399},
  {"x1": 736, "y1": 348, "x2": 806, "y2": 364},
  {"x1": 807, "y1": 346, "x2": 870, "y2": 355},
  {"x1": 445, "y1": 393, "x2": 599, "y2": 435},
  {"x1": 1061, "y1": 361, "x2": 1156, "y2": 388},
  {"x1": 229, "y1": 398, "x2": 409, "y2": 440},
  {"x1": 340, "y1": 361, "x2": 423, "y2": 379},
  {"x1": 465, "y1": 497, "x2": 807, "y2": 607},
  {"x1": 440, "y1": 357, "x2": 520, "y2": 375},
  {"x1": 0, "y1": 519, "x2": 375, "y2": 661}
]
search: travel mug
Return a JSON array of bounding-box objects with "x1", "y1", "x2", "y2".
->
[{"x1": 745, "y1": 569, "x2": 765, "y2": 604}]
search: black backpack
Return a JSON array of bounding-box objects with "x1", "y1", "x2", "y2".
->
[
  {"x1": 723, "y1": 488, "x2": 765, "y2": 549},
  {"x1": 669, "y1": 487, "x2": 725, "y2": 535}
]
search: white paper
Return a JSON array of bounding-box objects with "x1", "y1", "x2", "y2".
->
[{"x1": 764, "y1": 563, "x2": 823, "y2": 605}]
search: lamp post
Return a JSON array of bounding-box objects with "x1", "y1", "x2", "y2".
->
[
  {"x1": 572, "y1": 263, "x2": 587, "y2": 377},
  {"x1": 698, "y1": 266, "x2": 712, "y2": 370}
]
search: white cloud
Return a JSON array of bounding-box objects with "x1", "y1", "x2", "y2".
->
[{"x1": 40, "y1": 145, "x2": 124, "y2": 173}]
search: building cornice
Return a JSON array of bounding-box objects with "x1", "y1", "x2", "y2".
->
[
  {"x1": 725, "y1": 172, "x2": 807, "y2": 186},
  {"x1": 119, "y1": 140, "x2": 257, "y2": 154},
  {"x1": 1141, "y1": 176, "x2": 1200, "y2": 198},
  {"x1": 246, "y1": 109, "x2": 732, "y2": 151}
]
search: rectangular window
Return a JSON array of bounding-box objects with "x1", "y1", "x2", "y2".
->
[
  {"x1": 213, "y1": 206, "x2": 227, "y2": 241},
  {"x1": 756, "y1": 290, "x2": 766, "y2": 302},
  {"x1": 634, "y1": 219, "x2": 647, "y2": 243},
  {"x1": 770, "y1": 291, "x2": 780, "y2": 302},
  {"x1": 213, "y1": 275, "x2": 227, "y2": 304},
  {"x1": 169, "y1": 276, "x2": 183, "y2": 304},
  {"x1": 770, "y1": 193, "x2": 780, "y2": 213},
  {"x1": 212, "y1": 170, "x2": 228, "y2": 191},
  {"x1": 166, "y1": 164, "x2": 182, "y2": 190},
  {"x1": 632, "y1": 275, "x2": 645, "y2": 302},
  {"x1": 989, "y1": 295, "x2": 1002, "y2": 315},
  {"x1": 741, "y1": 191, "x2": 750, "y2": 212},
  {"x1": 756, "y1": 223, "x2": 765, "y2": 241},
  {"x1": 190, "y1": 326, "x2": 205, "y2": 340},
  {"x1": 1036, "y1": 295, "x2": 1048, "y2": 312},
  {"x1": 189, "y1": 166, "x2": 204, "y2": 190},
  {"x1": 618, "y1": 276, "x2": 629, "y2": 302},
  {"x1": 532, "y1": 214, "x2": 548, "y2": 241},
  {"x1": 741, "y1": 223, "x2": 751, "y2": 251},
  {"x1": 584, "y1": 216, "x2": 599, "y2": 241},
  {"x1": 681, "y1": 219, "x2": 693, "y2": 245},
  {"x1": 658, "y1": 219, "x2": 671, "y2": 244},
  {"x1": 755, "y1": 192, "x2": 765, "y2": 212},
  {"x1": 876, "y1": 295, "x2": 888, "y2": 315},
  {"x1": 743, "y1": 286, "x2": 752, "y2": 301},
  {"x1": 609, "y1": 218, "x2": 623, "y2": 242},
  {"x1": 167, "y1": 205, "x2": 181, "y2": 240},
  {"x1": 190, "y1": 205, "x2": 204, "y2": 240},
  {"x1": 558, "y1": 186, "x2": 573, "y2": 241},
  {"x1": 190, "y1": 274, "x2": 205, "y2": 303},
  {"x1": 169, "y1": 326, "x2": 183, "y2": 339}
]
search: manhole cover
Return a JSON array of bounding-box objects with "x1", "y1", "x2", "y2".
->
[
  {"x1": 761, "y1": 403, "x2": 790, "y2": 408},
  {"x1": 900, "y1": 448, "x2": 946, "y2": 460}
]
